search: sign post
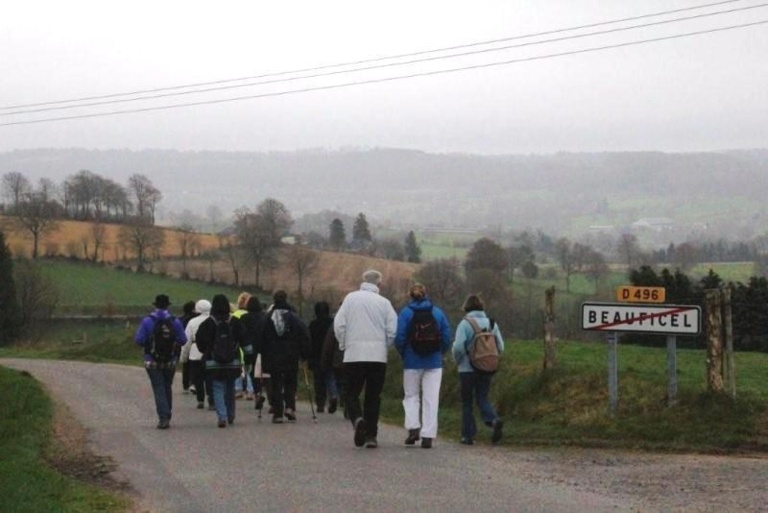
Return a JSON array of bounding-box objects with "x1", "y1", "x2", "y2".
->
[{"x1": 582, "y1": 301, "x2": 701, "y2": 413}]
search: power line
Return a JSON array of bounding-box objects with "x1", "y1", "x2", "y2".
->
[
  {"x1": 3, "y1": 2, "x2": 766, "y2": 117},
  {"x1": 0, "y1": 0, "x2": 754, "y2": 112},
  {"x1": 2, "y1": 19, "x2": 765, "y2": 128}
]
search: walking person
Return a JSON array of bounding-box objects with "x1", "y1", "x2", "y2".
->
[
  {"x1": 451, "y1": 294, "x2": 505, "y2": 445},
  {"x1": 134, "y1": 294, "x2": 188, "y2": 429},
  {"x1": 179, "y1": 300, "x2": 199, "y2": 394},
  {"x1": 308, "y1": 301, "x2": 339, "y2": 413},
  {"x1": 394, "y1": 283, "x2": 451, "y2": 448},
  {"x1": 195, "y1": 294, "x2": 246, "y2": 428},
  {"x1": 232, "y1": 292, "x2": 255, "y2": 400},
  {"x1": 240, "y1": 296, "x2": 269, "y2": 412},
  {"x1": 261, "y1": 290, "x2": 310, "y2": 423},
  {"x1": 182, "y1": 299, "x2": 214, "y2": 410},
  {"x1": 334, "y1": 270, "x2": 397, "y2": 448}
]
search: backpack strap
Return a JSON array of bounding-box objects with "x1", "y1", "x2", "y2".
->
[{"x1": 464, "y1": 316, "x2": 482, "y2": 355}]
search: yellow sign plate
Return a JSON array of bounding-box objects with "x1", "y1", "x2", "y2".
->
[{"x1": 616, "y1": 286, "x2": 666, "y2": 303}]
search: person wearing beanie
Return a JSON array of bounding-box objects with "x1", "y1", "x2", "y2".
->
[
  {"x1": 451, "y1": 294, "x2": 505, "y2": 446},
  {"x1": 182, "y1": 299, "x2": 214, "y2": 410},
  {"x1": 134, "y1": 294, "x2": 188, "y2": 430},
  {"x1": 394, "y1": 283, "x2": 451, "y2": 449},
  {"x1": 179, "y1": 300, "x2": 199, "y2": 394},
  {"x1": 195, "y1": 294, "x2": 247, "y2": 428},
  {"x1": 239, "y1": 296, "x2": 271, "y2": 413},
  {"x1": 334, "y1": 270, "x2": 397, "y2": 448}
]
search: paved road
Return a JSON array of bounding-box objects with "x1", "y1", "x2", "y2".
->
[{"x1": 3, "y1": 359, "x2": 766, "y2": 512}]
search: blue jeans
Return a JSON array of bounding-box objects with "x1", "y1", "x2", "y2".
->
[
  {"x1": 235, "y1": 371, "x2": 254, "y2": 394},
  {"x1": 212, "y1": 379, "x2": 236, "y2": 422},
  {"x1": 146, "y1": 367, "x2": 176, "y2": 422},
  {"x1": 459, "y1": 372, "x2": 499, "y2": 440}
]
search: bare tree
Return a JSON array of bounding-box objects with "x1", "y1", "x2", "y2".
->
[
  {"x1": 414, "y1": 257, "x2": 465, "y2": 306},
  {"x1": 176, "y1": 223, "x2": 199, "y2": 277},
  {"x1": 2, "y1": 172, "x2": 32, "y2": 213},
  {"x1": 127, "y1": 174, "x2": 162, "y2": 223},
  {"x1": 286, "y1": 245, "x2": 320, "y2": 312},
  {"x1": 14, "y1": 258, "x2": 59, "y2": 338},
  {"x1": 117, "y1": 217, "x2": 165, "y2": 271},
  {"x1": 89, "y1": 219, "x2": 107, "y2": 262},
  {"x1": 14, "y1": 192, "x2": 61, "y2": 259}
]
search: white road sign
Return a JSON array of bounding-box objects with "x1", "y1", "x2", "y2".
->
[{"x1": 582, "y1": 302, "x2": 701, "y2": 335}]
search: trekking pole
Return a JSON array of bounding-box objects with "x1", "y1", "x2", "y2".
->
[{"x1": 301, "y1": 363, "x2": 318, "y2": 423}]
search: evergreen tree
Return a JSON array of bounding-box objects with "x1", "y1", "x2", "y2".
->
[
  {"x1": 352, "y1": 213, "x2": 372, "y2": 242},
  {"x1": 0, "y1": 231, "x2": 21, "y2": 345},
  {"x1": 329, "y1": 218, "x2": 346, "y2": 251},
  {"x1": 404, "y1": 231, "x2": 421, "y2": 263}
]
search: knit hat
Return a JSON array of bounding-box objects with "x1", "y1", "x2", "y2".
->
[{"x1": 194, "y1": 299, "x2": 211, "y2": 314}]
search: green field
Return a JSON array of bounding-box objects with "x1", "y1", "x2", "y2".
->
[{"x1": 38, "y1": 260, "x2": 256, "y2": 315}]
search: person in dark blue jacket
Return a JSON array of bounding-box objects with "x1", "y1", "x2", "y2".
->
[
  {"x1": 394, "y1": 283, "x2": 451, "y2": 448},
  {"x1": 134, "y1": 294, "x2": 188, "y2": 430}
]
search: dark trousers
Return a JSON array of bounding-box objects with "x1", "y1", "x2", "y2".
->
[
  {"x1": 269, "y1": 370, "x2": 298, "y2": 417},
  {"x1": 189, "y1": 360, "x2": 213, "y2": 405},
  {"x1": 344, "y1": 362, "x2": 386, "y2": 437},
  {"x1": 459, "y1": 372, "x2": 499, "y2": 439}
]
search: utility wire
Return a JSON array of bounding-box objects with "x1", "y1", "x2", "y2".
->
[
  {"x1": 2, "y1": 2, "x2": 766, "y2": 117},
  {"x1": 2, "y1": 19, "x2": 765, "y2": 128},
  {"x1": 0, "y1": 0, "x2": 754, "y2": 112}
]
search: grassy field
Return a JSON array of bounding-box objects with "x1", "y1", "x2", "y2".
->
[
  {"x1": 0, "y1": 366, "x2": 131, "y2": 513},
  {"x1": 38, "y1": 259, "x2": 254, "y2": 315}
]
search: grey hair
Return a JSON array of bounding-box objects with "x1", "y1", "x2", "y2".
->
[{"x1": 362, "y1": 269, "x2": 382, "y2": 284}]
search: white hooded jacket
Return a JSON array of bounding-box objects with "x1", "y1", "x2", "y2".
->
[{"x1": 181, "y1": 299, "x2": 211, "y2": 362}]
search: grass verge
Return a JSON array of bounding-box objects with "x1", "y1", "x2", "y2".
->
[{"x1": 0, "y1": 366, "x2": 133, "y2": 513}]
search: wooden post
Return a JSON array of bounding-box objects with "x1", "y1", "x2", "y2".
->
[
  {"x1": 705, "y1": 289, "x2": 725, "y2": 393},
  {"x1": 722, "y1": 285, "x2": 736, "y2": 398},
  {"x1": 543, "y1": 286, "x2": 557, "y2": 370}
]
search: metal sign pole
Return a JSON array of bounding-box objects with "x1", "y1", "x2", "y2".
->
[
  {"x1": 666, "y1": 335, "x2": 678, "y2": 406},
  {"x1": 607, "y1": 331, "x2": 619, "y2": 415}
]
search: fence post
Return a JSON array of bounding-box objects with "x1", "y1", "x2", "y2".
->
[
  {"x1": 722, "y1": 285, "x2": 736, "y2": 398},
  {"x1": 607, "y1": 332, "x2": 619, "y2": 415},
  {"x1": 543, "y1": 286, "x2": 557, "y2": 370},
  {"x1": 705, "y1": 289, "x2": 725, "y2": 394},
  {"x1": 666, "y1": 335, "x2": 678, "y2": 406}
]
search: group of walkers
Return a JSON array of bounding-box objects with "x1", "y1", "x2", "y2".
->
[{"x1": 134, "y1": 269, "x2": 505, "y2": 448}]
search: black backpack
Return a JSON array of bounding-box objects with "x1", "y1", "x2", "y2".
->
[
  {"x1": 407, "y1": 308, "x2": 442, "y2": 356},
  {"x1": 149, "y1": 316, "x2": 176, "y2": 363},
  {"x1": 212, "y1": 319, "x2": 238, "y2": 364}
]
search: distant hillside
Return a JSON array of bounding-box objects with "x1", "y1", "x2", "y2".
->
[{"x1": 2, "y1": 147, "x2": 767, "y2": 240}]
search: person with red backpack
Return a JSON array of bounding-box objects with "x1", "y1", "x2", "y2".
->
[
  {"x1": 451, "y1": 294, "x2": 505, "y2": 446},
  {"x1": 194, "y1": 294, "x2": 246, "y2": 428},
  {"x1": 134, "y1": 294, "x2": 188, "y2": 430},
  {"x1": 394, "y1": 283, "x2": 451, "y2": 449}
]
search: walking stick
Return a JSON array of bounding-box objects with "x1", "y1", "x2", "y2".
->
[{"x1": 301, "y1": 363, "x2": 318, "y2": 423}]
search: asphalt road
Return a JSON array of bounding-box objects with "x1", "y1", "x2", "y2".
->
[{"x1": 3, "y1": 359, "x2": 766, "y2": 512}]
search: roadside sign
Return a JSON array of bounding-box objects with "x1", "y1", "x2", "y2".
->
[
  {"x1": 582, "y1": 302, "x2": 701, "y2": 335},
  {"x1": 616, "y1": 286, "x2": 665, "y2": 303}
]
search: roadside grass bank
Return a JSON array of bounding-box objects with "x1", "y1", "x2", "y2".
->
[{"x1": 0, "y1": 366, "x2": 132, "y2": 513}]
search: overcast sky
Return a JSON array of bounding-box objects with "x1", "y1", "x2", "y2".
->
[{"x1": 2, "y1": 0, "x2": 767, "y2": 154}]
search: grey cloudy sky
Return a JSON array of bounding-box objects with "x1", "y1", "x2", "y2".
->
[{"x1": 2, "y1": 0, "x2": 767, "y2": 154}]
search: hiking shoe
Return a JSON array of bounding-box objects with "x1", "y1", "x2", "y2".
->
[
  {"x1": 246, "y1": 393, "x2": 254, "y2": 401},
  {"x1": 228, "y1": 417, "x2": 235, "y2": 425},
  {"x1": 157, "y1": 420, "x2": 170, "y2": 429},
  {"x1": 492, "y1": 419, "x2": 504, "y2": 444},
  {"x1": 328, "y1": 398, "x2": 338, "y2": 414},
  {"x1": 364, "y1": 436, "x2": 378, "y2": 449},
  {"x1": 354, "y1": 418, "x2": 367, "y2": 447},
  {"x1": 460, "y1": 437, "x2": 474, "y2": 445},
  {"x1": 285, "y1": 409, "x2": 296, "y2": 422},
  {"x1": 197, "y1": 402, "x2": 204, "y2": 409},
  {"x1": 235, "y1": 392, "x2": 244, "y2": 399},
  {"x1": 272, "y1": 416, "x2": 284, "y2": 424},
  {"x1": 255, "y1": 396, "x2": 266, "y2": 411},
  {"x1": 405, "y1": 428, "x2": 420, "y2": 445},
  {"x1": 421, "y1": 437, "x2": 433, "y2": 449},
  {"x1": 217, "y1": 420, "x2": 227, "y2": 428}
]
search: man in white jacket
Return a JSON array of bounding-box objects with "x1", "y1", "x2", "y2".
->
[
  {"x1": 181, "y1": 299, "x2": 213, "y2": 410},
  {"x1": 334, "y1": 269, "x2": 397, "y2": 448}
]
